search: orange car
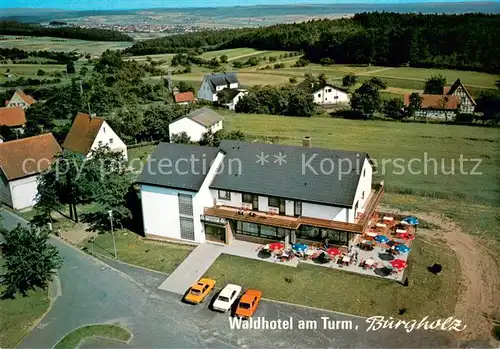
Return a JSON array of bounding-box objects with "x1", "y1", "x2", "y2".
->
[
  {"x1": 235, "y1": 289, "x2": 262, "y2": 318},
  {"x1": 183, "y1": 278, "x2": 216, "y2": 304}
]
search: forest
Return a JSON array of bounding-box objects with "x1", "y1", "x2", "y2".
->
[
  {"x1": 0, "y1": 47, "x2": 79, "y2": 64},
  {"x1": 0, "y1": 21, "x2": 133, "y2": 42},
  {"x1": 124, "y1": 12, "x2": 500, "y2": 73}
]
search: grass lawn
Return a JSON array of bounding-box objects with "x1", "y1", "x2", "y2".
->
[
  {"x1": 204, "y1": 237, "x2": 461, "y2": 318},
  {"x1": 128, "y1": 144, "x2": 156, "y2": 173},
  {"x1": 54, "y1": 324, "x2": 131, "y2": 349},
  {"x1": 0, "y1": 260, "x2": 50, "y2": 348},
  {"x1": 223, "y1": 112, "x2": 500, "y2": 207},
  {"x1": 82, "y1": 230, "x2": 194, "y2": 274}
]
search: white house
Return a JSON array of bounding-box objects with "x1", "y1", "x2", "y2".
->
[
  {"x1": 63, "y1": 112, "x2": 128, "y2": 161},
  {"x1": 443, "y1": 79, "x2": 476, "y2": 114},
  {"x1": 0, "y1": 133, "x2": 61, "y2": 210},
  {"x1": 168, "y1": 107, "x2": 223, "y2": 142},
  {"x1": 138, "y1": 138, "x2": 382, "y2": 247},
  {"x1": 6, "y1": 89, "x2": 37, "y2": 109},
  {"x1": 217, "y1": 88, "x2": 248, "y2": 110},
  {"x1": 298, "y1": 80, "x2": 350, "y2": 105},
  {"x1": 197, "y1": 72, "x2": 239, "y2": 102},
  {"x1": 173, "y1": 91, "x2": 196, "y2": 105}
]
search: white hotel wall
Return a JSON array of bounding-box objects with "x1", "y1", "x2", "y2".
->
[
  {"x1": 350, "y1": 158, "x2": 373, "y2": 221},
  {"x1": 301, "y1": 202, "x2": 347, "y2": 222}
]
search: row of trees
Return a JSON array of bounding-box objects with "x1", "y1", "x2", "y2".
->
[
  {"x1": 235, "y1": 85, "x2": 316, "y2": 117},
  {"x1": 0, "y1": 21, "x2": 133, "y2": 41},
  {"x1": 125, "y1": 12, "x2": 500, "y2": 73},
  {"x1": 0, "y1": 47, "x2": 79, "y2": 64}
]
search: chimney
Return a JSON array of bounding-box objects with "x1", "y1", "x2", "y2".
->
[
  {"x1": 302, "y1": 136, "x2": 311, "y2": 148},
  {"x1": 90, "y1": 113, "x2": 96, "y2": 118}
]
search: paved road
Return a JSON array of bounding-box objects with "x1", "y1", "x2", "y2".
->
[{"x1": 0, "y1": 209, "x2": 456, "y2": 348}]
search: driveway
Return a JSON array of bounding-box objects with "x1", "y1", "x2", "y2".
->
[{"x1": 0, "y1": 209, "x2": 457, "y2": 348}]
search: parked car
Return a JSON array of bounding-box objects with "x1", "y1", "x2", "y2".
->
[
  {"x1": 235, "y1": 289, "x2": 262, "y2": 318},
  {"x1": 212, "y1": 284, "x2": 242, "y2": 312},
  {"x1": 183, "y1": 278, "x2": 216, "y2": 304}
]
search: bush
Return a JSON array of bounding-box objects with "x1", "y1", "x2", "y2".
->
[
  {"x1": 293, "y1": 57, "x2": 309, "y2": 67},
  {"x1": 493, "y1": 325, "x2": 500, "y2": 340},
  {"x1": 320, "y1": 57, "x2": 335, "y2": 65},
  {"x1": 273, "y1": 63, "x2": 285, "y2": 69}
]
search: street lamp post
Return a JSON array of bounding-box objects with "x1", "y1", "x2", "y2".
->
[{"x1": 108, "y1": 210, "x2": 117, "y2": 258}]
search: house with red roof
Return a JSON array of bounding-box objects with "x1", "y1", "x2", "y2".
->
[
  {"x1": 63, "y1": 112, "x2": 128, "y2": 161},
  {"x1": 0, "y1": 107, "x2": 26, "y2": 132},
  {"x1": 403, "y1": 94, "x2": 459, "y2": 120},
  {"x1": 6, "y1": 89, "x2": 36, "y2": 110},
  {"x1": 0, "y1": 133, "x2": 61, "y2": 209},
  {"x1": 174, "y1": 91, "x2": 196, "y2": 105}
]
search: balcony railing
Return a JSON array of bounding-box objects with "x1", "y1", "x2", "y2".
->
[{"x1": 204, "y1": 182, "x2": 384, "y2": 233}]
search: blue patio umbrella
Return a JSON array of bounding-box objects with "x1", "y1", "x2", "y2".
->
[
  {"x1": 402, "y1": 216, "x2": 419, "y2": 225},
  {"x1": 374, "y1": 235, "x2": 390, "y2": 244},
  {"x1": 394, "y1": 244, "x2": 411, "y2": 253},
  {"x1": 292, "y1": 243, "x2": 308, "y2": 252}
]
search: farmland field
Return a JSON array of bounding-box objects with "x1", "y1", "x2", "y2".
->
[{"x1": 0, "y1": 35, "x2": 132, "y2": 55}]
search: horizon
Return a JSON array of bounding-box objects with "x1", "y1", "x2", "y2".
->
[{"x1": 2, "y1": 0, "x2": 496, "y2": 11}]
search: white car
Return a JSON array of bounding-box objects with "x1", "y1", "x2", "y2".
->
[{"x1": 212, "y1": 284, "x2": 242, "y2": 312}]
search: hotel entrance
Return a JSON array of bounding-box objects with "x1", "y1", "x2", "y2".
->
[{"x1": 201, "y1": 215, "x2": 227, "y2": 244}]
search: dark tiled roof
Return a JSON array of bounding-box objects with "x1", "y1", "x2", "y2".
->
[
  {"x1": 204, "y1": 72, "x2": 239, "y2": 93},
  {"x1": 0, "y1": 133, "x2": 61, "y2": 180},
  {"x1": 63, "y1": 112, "x2": 104, "y2": 155},
  {"x1": 172, "y1": 107, "x2": 223, "y2": 128},
  {"x1": 297, "y1": 79, "x2": 349, "y2": 94},
  {"x1": 211, "y1": 140, "x2": 371, "y2": 207},
  {"x1": 137, "y1": 143, "x2": 219, "y2": 191},
  {"x1": 0, "y1": 107, "x2": 26, "y2": 127},
  {"x1": 217, "y1": 88, "x2": 245, "y2": 101}
]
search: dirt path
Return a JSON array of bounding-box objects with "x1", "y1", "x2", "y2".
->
[{"x1": 382, "y1": 206, "x2": 500, "y2": 343}]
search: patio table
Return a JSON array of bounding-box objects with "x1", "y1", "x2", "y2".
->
[
  {"x1": 396, "y1": 229, "x2": 407, "y2": 234},
  {"x1": 383, "y1": 216, "x2": 394, "y2": 221},
  {"x1": 366, "y1": 232, "x2": 378, "y2": 237},
  {"x1": 376, "y1": 223, "x2": 387, "y2": 228},
  {"x1": 393, "y1": 238, "x2": 406, "y2": 244},
  {"x1": 342, "y1": 256, "x2": 351, "y2": 263},
  {"x1": 365, "y1": 258, "x2": 375, "y2": 266}
]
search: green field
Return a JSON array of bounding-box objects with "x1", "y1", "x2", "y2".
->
[
  {"x1": 54, "y1": 324, "x2": 131, "y2": 349},
  {"x1": 0, "y1": 259, "x2": 50, "y2": 348},
  {"x1": 222, "y1": 112, "x2": 500, "y2": 206},
  {"x1": 0, "y1": 35, "x2": 132, "y2": 55}
]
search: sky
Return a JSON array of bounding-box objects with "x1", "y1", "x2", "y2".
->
[{"x1": 1, "y1": 0, "x2": 494, "y2": 11}]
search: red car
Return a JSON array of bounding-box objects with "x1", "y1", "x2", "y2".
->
[{"x1": 235, "y1": 289, "x2": 262, "y2": 318}]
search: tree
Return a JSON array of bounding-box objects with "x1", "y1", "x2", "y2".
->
[
  {"x1": 320, "y1": 57, "x2": 335, "y2": 65},
  {"x1": 269, "y1": 56, "x2": 277, "y2": 63},
  {"x1": 170, "y1": 132, "x2": 192, "y2": 144},
  {"x1": 342, "y1": 74, "x2": 357, "y2": 88},
  {"x1": 289, "y1": 77, "x2": 298, "y2": 84},
  {"x1": 220, "y1": 54, "x2": 228, "y2": 63},
  {"x1": 292, "y1": 57, "x2": 309, "y2": 67},
  {"x1": 0, "y1": 226, "x2": 62, "y2": 298},
  {"x1": 80, "y1": 66, "x2": 89, "y2": 76},
  {"x1": 176, "y1": 81, "x2": 194, "y2": 93},
  {"x1": 37, "y1": 69, "x2": 46, "y2": 76},
  {"x1": 66, "y1": 62, "x2": 76, "y2": 74},
  {"x1": 424, "y1": 74, "x2": 446, "y2": 94},
  {"x1": 318, "y1": 73, "x2": 327, "y2": 85},
  {"x1": 0, "y1": 125, "x2": 17, "y2": 141},
  {"x1": 350, "y1": 81, "x2": 384, "y2": 118},
  {"x1": 368, "y1": 77, "x2": 387, "y2": 90},
  {"x1": 384, "y1": 98, "x2": 405, "y2": 120},
  {"x1": 407, "y1": 92, "x2": 423, "y2": 119},
  {"x1": 286, "y1": 90, "x2": 316, "y2": 117},
  {"x1": 476, "y1": 91, "x2": 500, "y2": 124}
]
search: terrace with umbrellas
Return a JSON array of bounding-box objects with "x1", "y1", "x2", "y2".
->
[{"x1": 256, "y1": 214, "x2": 418, "y2": 282}]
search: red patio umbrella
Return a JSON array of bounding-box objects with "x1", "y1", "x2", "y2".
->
[
  {"x1": 327, "y1": 247, "x2": 341, "y2": 256},
  {"x1": 268, "y1": 242, "x2": 285, "y2": 251},
  {"x1": 390, "y1": 259, "x2": 408, "y2": 270}
]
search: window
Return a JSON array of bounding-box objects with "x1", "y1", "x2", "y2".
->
[
  {"x1": 363, "y1": 169, "x2": 366, "y2": 177},
  {"x1": 109, "y1": 138, "x2": 114, "y2": 144},
  {"x1": 242, "y1": 193, "x2": 253, "y2": 203},
  {"x1": 268, "y1": 197, "x2": 280, "y2": 208},
  {"x1": 334, "y1": 96, "x2": 338, "y2": 99},
  {"x1": 98, "y1": 141, "x2": 103, "y2": 147},
  {"x1": 296, "y1": 225, "x2": 320, "y2": 240},
  {"x1": 294, "y1": 201, "x2": 302, "y2": 216},
  {"x1": 317, "y1": 93, "x2": 321, "y2": 97},
  {"x1": 362, "y1": 191, "x2": 365, "y2": 200},
  {"x1": 218, "y1": 190, "x2": 231, "y2": 200},
  {"x1": 327, "y1": 88, "x2": 332, "y2": 92},
  {"x1": 179, "y1": 217, "x2": 195, "y2": 240},
  {"x1": 178, "y1": 194, "x2": 193, "y2": 216},
  {"x1": 260, "y1": 225, "x2": 278, "y2": 238},
  {"x1": 103, "y1": 127, "x2": 106, "y2": 133}
]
